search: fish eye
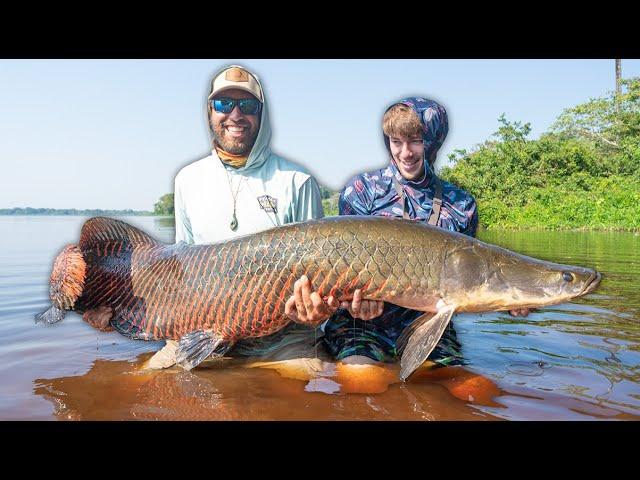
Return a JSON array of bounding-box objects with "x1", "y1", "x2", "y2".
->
[{"x1": 562, "y1": 272, "x2": 575, "y2": 282}]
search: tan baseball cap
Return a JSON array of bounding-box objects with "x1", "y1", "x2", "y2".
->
[{"x1": 208, "y1": 65, "x2": 264, "y2": 103}]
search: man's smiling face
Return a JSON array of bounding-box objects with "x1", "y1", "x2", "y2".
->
[{"x1": 210, "y1": 88, "x2": 261, "y2": 155}]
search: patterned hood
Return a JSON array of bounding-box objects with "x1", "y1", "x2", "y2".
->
[{"x1": 383, "y1": 97, "x2": 449, "y2": 187}]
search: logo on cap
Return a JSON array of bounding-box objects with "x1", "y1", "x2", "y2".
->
[{"x1": 226, "y1": 67, "x2": 249, "y2": 83}]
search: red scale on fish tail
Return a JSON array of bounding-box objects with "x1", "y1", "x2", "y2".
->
[
  {"x1": 225, "y1": 260, "x2": 250, "y2": 331},
  {"x1": 252, "y1": 269, "x2": 276, "y2": 336},
  {"x1": 346, "y1": 270, "x2": 364, "y2": 295},
  {"x1": 136, "y1": 254, "x2": 166, "y2": 336},
  {"x1": 160, "y1": 253, "x2": 191, "y2": 339},
  {"x1": 90, "y1": 249, "x2": 136, "y2": 307},
  {"x1": 370, "y1": 277, "x2": 390, "y2": 298},
  {"x1": 269, "y1": 267, "x2": 299, "y2": 330},
  {"x1": 79, "y1": 263, "x2": 126, "y2": 312},
  {"x1": 140, "y1": 251, "x2": 182, "y2": 339},
  {"x1": 328, "y1": 266, "x2": 351, "y2": 301},
  {"x1": 225, "y1": 276, "x2": 248, "y2": 338},
  {"x1": 181, "y1": 246, "x2": 216, "y2": 336},
  {"x1": 316, "y1": 266, "x2": 337, "y2": 300},
  {"x1": 166, "y1": 248, "x2": 199, "y2": 338},
  {"x1": 212, "y1": 243, "x2": 241, "y2": 309},
  {"x1": 179, "y1": 251, "x2": 207, "y2": 335},
  {"x1": 235, "y1": 267, "x2": 262, "y2": 338},
  {"x1": 262, "y1": 272, "x2": 292, "y2": 331},
  {"x1": 194, "y1": 261, "x2": 224, "y2": 334},
  {"x1": 120, "y1": 249, "x2": 164, "y2": 316},
  {"x1": 254, "y1": 247, "x2": 284, "y2": 310},
  {"x1": 109, "y1": 296, "x2": 152, "y2": 340},
  {"x1": 260, "y1": 290, "x2": 278, "y2": 336},
  {"x1": 251, "y1": 263, "x2": 279, "y2": 336},
  {"x1": 359, "y1": 278, "x2": 374, "y2": 297},
  {"x1": 218, "y1": 242, "x2": 247, "y2": 335},
  {"x1": 237, "y1": 238, "x2": 266, "y2": 334},
  {"x1": 205, "y1": 246, "x2": 232, "y2": 329},
  {"x1": 134, "y1": 245, "x2": 176, "y2": 304}
]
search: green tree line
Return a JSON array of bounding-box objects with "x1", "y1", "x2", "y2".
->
[
  {"x1": 0, "y1": 207, "x2": 152, "y2": 216},
  {"x1": 153, "y1": 194, "x2": 175, "y2": 216},
  {"x1": 440, "y1": 78, "x2": 640, "y2": 230}
]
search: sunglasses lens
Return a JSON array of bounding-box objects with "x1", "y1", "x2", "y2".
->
[
  {"x1": 239, "y1": 99, "x2": 261, "y2": 115},
  {"x1": 212, "y1": 99, "x2": 234, "y2": 113}
]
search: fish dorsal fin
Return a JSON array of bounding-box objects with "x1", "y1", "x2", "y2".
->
[{"x1": 79, "y1": 217, "x2": 161, "y2": 250}]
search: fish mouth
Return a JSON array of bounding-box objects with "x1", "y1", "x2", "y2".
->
[{"x1": 581, "y1": 271, "x2": 602, "y2": 296}]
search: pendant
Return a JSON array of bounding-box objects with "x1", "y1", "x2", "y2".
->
[{"x1": 230, "y1": 212, "x2": 238, "y2": 231}]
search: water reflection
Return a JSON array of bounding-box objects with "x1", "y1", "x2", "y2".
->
[{"x1": 33, "y1": 353, "x2": 502, "y2": 421}]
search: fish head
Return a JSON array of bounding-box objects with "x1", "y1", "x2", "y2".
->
[{"x1": 441, "y1": 243, "x2": 601, "y2": 312}]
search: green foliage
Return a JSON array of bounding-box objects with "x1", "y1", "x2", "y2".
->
[
  {"x1": 319, "y1": 185, "x2": 334, "y2": 199},
  {"x1": 552, "y1": 77, "x2": 640, "y2": 177},
  {"x1": 441, "y1": 78, "x2": 640, "y2": 230},
  {"x1": 321, "y1": 186, "x2": 340, "y2": 217},
  {"x1": 153, "y1": 193, "x2": 175, "y2": 216}
]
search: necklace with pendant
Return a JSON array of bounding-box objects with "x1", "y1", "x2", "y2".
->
[{"x1": 224, "y1": 168, "x2": 246, "y2": 232}]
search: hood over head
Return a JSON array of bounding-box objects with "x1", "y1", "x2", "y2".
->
[
  {"x1": 207, "y1": 65, "x2": 273, "y2": 173},
  {"x1": 384, "y1": 97, "x2": 448, "y2": 186}
]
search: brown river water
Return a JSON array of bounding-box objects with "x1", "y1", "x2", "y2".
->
[{"x1": 1, "y1": 216, "x2": 638, "y2": 420}]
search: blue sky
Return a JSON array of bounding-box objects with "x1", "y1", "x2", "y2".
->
[{"x1": 1, "y1": 59, "x2": 639, "y2": 211}]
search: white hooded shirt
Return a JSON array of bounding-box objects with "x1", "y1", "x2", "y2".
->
[{"x1": 174, "y1": 81, "x2": 324, "y2": 245}]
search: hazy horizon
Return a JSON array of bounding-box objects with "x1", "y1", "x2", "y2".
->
[{"x1": 2, "y1": 59, "x2": 639, "y2": 210}]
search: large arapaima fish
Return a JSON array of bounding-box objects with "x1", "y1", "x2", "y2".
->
[{"x1": 36, "y1": 216, "x2": 601, "y2": 380}]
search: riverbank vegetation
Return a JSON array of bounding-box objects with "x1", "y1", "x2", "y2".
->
[{"x1": 440, "y1": 78, "x2": 640, "y2": 231}]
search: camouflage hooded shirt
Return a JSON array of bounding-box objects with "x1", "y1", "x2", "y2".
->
[
  {"x1": 322, "y1": 97, "x2": 477, "y2": 363},
  {"x1": 339, "y1": 97, "x2": 478, "y2": 235}
]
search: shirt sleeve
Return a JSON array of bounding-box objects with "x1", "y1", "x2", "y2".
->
[
  {"x1": 462, "y1": 198, "x2": 479, "y2": 238},
  {"x1": 338, "y1": 176, "x2": 372, "y2": 216},
  {"x1": 174, "y1": 176, "x2": 194, "y2": 244},
  {"x1": 293, "y1": 176, "x2": 325, "y2": 223}
]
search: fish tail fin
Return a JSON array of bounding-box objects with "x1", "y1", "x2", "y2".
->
[
  {"x1": 48, "y1": 244, "x2": 87, "y2": 310},
  {"x1": 34, "y1": 305, "x2": 67, "y2": 324},
  {"x1": 176, "y1": 330, "x2": 231, "y2": 371}
]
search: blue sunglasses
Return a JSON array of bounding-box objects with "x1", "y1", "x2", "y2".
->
[{"x1": 210, "y1": 97, "x2": 262, "y2": 115}]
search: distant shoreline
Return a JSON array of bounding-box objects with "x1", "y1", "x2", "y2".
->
[{"x1": 0, "y1": 208, "x2": 155, "y2": 216}]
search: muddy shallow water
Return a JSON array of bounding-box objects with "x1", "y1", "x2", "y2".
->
[{"x1": 1, "y1": 216, "x2": 638, "y2": 420}]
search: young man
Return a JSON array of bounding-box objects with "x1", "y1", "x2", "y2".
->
[{"x1": 316, "y1": 97, "x2": 528, "y2": 367}]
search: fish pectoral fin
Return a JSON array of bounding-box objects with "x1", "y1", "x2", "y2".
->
[
  {"x1": 83, "y1": 306, "x2": 114, "y2": 332},
  {"x1": 396, "y1": 312, "x2": 435, "y2": 356},
  {"x1": 144, "y1": 340, "x2": 179, "y2": 370},
  {"x1": 176, "y1": 330, "x2": 229, "y2": 371},
  {"x1": 34, "y1": 306, "x2": 66, "y2": 325},
  {"x1": 398, "y1": 305, "x2": 456, "y2": 382}
]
